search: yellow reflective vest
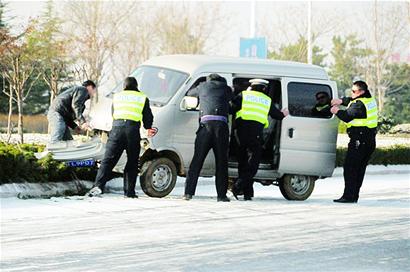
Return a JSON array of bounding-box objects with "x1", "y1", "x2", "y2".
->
[
  {"x1": 112, "y1": 90, "x2": 146, "y2": 122},
  {"x1": 346, "y1": 97, "x2": 378, "y2": 128},
  {"x1": 236, "y1": 90, "x2": 271, "y2": 128}
]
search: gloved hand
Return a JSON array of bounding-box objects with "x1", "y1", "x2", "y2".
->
[
  {"x1": 331, "y1": 98, "x2": 342, "y2": 106},
  {"x1": 330, "y1": 106, "x2": 340, "y2": 114}
]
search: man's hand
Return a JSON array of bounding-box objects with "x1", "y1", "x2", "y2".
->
[
  {"x1": 331, "y1": 98, "x2": 343, "y2": 106},
  {"x1": 74, "y1": 126, "x2": 82, "y2": 134},
  {"x1": 330, "y1": 106, "x2": 340, "y2": 114},
  {"x1": 281, "y1": 108, "x2": 289, "y2": 117},
  {"x1": 80, "y1": 122, "x2": 92, "y2": 132},
  {"x1": 147, "y1": 128, "x2": 157, "y2": 138}
]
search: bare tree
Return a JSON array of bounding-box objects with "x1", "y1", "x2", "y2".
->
[
  {"x1": 154, "y1": 2, "x2": 224, "y2": 55},
  {"x1": 110, "y1": 2, "x2": 159, "y2": 81},
  {"x1": 259, "y1": 2, "x2": 343, "y2": 59},
  {"x1": 365, "y1": 1, "x2": 410, "y2": 112},
  {"x1": 0, "y1": 23, "x2": 41, "y2": 143},
  {"x1": 62, "y1": 1, "x2": 137, "y2": 86}
]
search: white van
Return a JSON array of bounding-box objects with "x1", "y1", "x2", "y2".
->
[{"x1": 46, "y1": 55, "x2": 339, "y2": 200}]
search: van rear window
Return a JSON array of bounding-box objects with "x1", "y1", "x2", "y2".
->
[{"x1": 287, "y1": 82, "x2": 333, "y2": 119}]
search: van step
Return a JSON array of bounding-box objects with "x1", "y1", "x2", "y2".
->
[{"x1": 228, "y1": 162, "x2": 272, "y2": 170}]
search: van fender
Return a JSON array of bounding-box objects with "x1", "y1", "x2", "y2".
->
[{"x1": 140, "y1": 147, "x2": 185, "y2": 176}]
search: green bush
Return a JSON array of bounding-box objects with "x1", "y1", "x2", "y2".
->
[
  {"x1": 378, "y1": 114, "x2": 396, "y2": 134},
  {"x1": 0, "y1": 142, "x2": 97, "y2": 184},
  {"x1": 336, "y1": 144, "x2": 410, "y2": 167}
]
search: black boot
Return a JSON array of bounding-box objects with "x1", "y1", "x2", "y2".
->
[
  {"x1": 333, "y1": 197, "x2": 357, "y2": 203},
  {"x1": 182, "y1": 194, "x2": 193, "y2": 201},
  {"x1": 217, "y1": 196, "x2": 230, "y2": 202}
]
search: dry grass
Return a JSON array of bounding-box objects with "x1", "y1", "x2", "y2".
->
[{"x1": 0, "y1": 114, "x2": 48, "y2": 133}]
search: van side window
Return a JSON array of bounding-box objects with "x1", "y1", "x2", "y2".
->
[{"x1": 287, "y1": 82, "x2": 333, "y2": 119}]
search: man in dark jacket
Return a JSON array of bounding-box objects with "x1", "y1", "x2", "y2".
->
[
  {"x1": 231, "y1": 79, "x2": 288, "y2": 201},
  {"x1": 331, "y1": 80, "x2": 377, "y2": 203},
  {"x1": 47, "y1": 80, "x2": 97, "y2": 143},
  {"x1": 311, "y1": 91, "x2": 332, "y2": 118},
  {"x1": 183, "y1": 73, "x2": 233, "y2": 202},
  {"x1": 88, "y1": 77, "x2": 155, "y2": 198}
]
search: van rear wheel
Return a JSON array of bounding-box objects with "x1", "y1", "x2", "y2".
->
[
  {"x1": 140, "y1": 158, "x2": 177, "y2": 198},
  {"x1": 279, "y1": 174, "x2": 315, "y2": 201}
]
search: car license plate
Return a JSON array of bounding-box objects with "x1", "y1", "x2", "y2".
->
[{"x1": 66, "y1": 159, "x2": 95, "y2": 167}]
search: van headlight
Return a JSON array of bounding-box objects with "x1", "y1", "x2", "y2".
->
[{"x1": 140, "y1": 138, "x2": 150, "y2": 149}]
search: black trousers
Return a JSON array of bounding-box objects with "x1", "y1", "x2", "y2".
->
[
  {"x1": 94, "y1": 120, "x2": 141, "y2": 197},
  {"x1": 235, "y1": 125, "x2": 263, "y2": 198},
  {"x1": 342, "y1": 136, "x2": 376, "y2": 201},
  {"x1": 184, "y1": 121, "x2": 229, "y2": 198}
]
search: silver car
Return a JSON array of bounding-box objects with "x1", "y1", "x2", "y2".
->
[{"x1": 46, "y1": 55, "x2": 339, "y2": 200}]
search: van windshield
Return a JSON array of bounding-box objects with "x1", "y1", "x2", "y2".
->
[
  {"x1": 131, "y1": 66, "x2": 189, "y2": 106},
  {"x1": 109, "y1": 66, "x2": 188, "y2": 106}
]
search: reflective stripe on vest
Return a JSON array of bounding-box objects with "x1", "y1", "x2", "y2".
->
[
  {"x1": 316, "y1": 105, "x2": 328, "y2": 111},
  {"x1": 346, "y1": 97, "x2": 378, "y2": 128},
  {"x1": 236, "y1": 90, "x2": 271, "y2": 128},
  {"x1": 113, "y1": 90, "x2": 146, "y2": 122}
]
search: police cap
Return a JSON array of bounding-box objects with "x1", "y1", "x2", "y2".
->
[{"x1": 249, "y1": 78, "x2": 269, "y2": 86}]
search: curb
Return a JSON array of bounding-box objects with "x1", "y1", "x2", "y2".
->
[{"x1": 1, "y1": 165, "x2": 409, "y2": 199}]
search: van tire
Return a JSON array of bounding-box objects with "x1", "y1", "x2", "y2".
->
[
  {"x1": 140, "y1": 158, "x2": 177, "y2": 198},
  {"x1": 279, "y1": 174, "x2": 315, "y2": 201}
]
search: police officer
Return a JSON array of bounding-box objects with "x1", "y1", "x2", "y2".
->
[
  {"x1": 183, "y1": 73, "x2": 232, "y2": 202},
  {"x1": 87, "y1": 77, "x2": 154, "y2": 198},
  {"x1": 47, "y1": 80, "x2": 96, "y2": 143},
  {"x1": 231, "y1": 79, "x2": 288, "y2": 201},
  {"x1": 331, "y1": 80, "x2": 377, "y2": 203}
]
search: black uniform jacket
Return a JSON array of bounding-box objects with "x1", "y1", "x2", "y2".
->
[
  {"x1": 186, "y1": 80, "x2": 233, "y2": 118},
  {"x1": 336, "y1": 92, "x2": 377, "y2": 139},
  {"x1": 50, "y1": 86, "x2": 90, "y2": 129}
]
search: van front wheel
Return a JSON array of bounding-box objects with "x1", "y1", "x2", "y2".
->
[
  {"x1": 140, "y1": 158, "x2": 177, "y2": 198},
  {"x1": 279, "y1": 174, "x2": 315, "y2": 201}
]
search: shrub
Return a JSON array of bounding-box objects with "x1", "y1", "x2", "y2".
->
[
  {"x1": 378, "y1": 114, "x2": 396, "y2": 134},
  {"x1": 336, "y1": 144, "x2": 410, "y2": 167},
  {"x1": 0, "y1": 142, "x2": 97, "y2": 184}
]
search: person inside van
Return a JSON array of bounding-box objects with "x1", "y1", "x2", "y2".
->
[
  {"x1": 311, "y1": 91, "x2": 332, "y2": 118},
  {"x1": 183, "y1": 73, "x2": 232, "y2": 202},
  {"x1": 231, "y1": 79, "x2": 289, "y2": 201}
]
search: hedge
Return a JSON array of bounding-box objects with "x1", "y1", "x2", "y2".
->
[
  {"x1": 0, "y1": 142, "x2": 409, "y2": 184},
  {"x1": 336, "y1": 144, "x2": 410, "y2": 167},
  {"x1": 0, "y1": 142, "x2": 97, "y2": 184}
]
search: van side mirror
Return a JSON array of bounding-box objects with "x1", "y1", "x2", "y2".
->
[{"x1": 180, "y1": 96, "x2": 199, "y2": 111}]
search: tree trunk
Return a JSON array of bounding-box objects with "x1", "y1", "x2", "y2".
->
[
  {"x1": 7, "y1": 87, "x2": 13, "y2": 138},
  {"x1": 16, "y1": 94, "x2": 24, "y2": 144}
]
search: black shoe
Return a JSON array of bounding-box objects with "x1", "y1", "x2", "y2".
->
[
  {"x1": 182, "y1": 194, "x2": 192, "y2": 201},
  {"x1": 125, "y1": 194, "x2": 138, "y2": 199},
  {"x1": 217, "y1": 196, "x2": 230, "y2": 202},
  {"x1": 244, "y1": 196, "x2": 252, "y2": 201},
  {"x1": 333, "y1": 197, "x2": 357, "y2": 203}
]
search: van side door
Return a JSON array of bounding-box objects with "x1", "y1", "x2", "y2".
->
[{"x1": 278, "y1": 78, "x2": 339, "y2": 177}]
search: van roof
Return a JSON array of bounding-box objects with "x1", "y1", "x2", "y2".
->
[{"x1": 142, "y1": 54, "x2": 329, "y2": 80}]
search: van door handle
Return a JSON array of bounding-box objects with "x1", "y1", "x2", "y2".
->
[{"x1": 288, "y1": 128, "x2": 294, "y2": 138}]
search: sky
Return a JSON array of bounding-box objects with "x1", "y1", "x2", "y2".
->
[
  {"x1": 3, "y1": 0, "x2": 409, "y2": 89},
  {"x1": 4, "y1": 0, "x2": 409, "y2": 59}
]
